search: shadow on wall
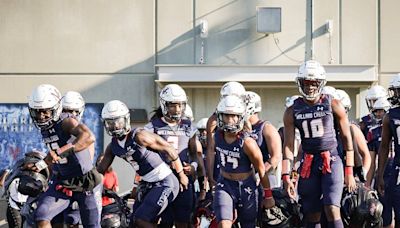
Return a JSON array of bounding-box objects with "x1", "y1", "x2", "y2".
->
[
  {"x1": 264, "y1": 24, "x2": 328, "y2": 64},
  {"x1": 73, "y1": 9, "x2": 259, "y2": 191}
]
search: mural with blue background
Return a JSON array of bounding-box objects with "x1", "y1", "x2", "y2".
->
[{"x1": 0, "y1": 103, "x2": 104, "y2": 171}]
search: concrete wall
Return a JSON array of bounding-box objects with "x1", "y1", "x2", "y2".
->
[{"x1": 380, "y1": 0, "x2": 400, "y2": 87}]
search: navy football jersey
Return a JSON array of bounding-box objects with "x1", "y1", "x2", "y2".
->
[
  {"x1": 144, "y1": 118, "x2": 197, "y2": 163},
  {"x1": 110, "y1": 128, "x2": 169, "y2": 182},
  {"x1": 360, "y1": 114, "x2": 376, "y2": 138},
  {"x1": 292, "y1": 95, "x2": 337, "y2": 153},
  {"x1": 367, "y1": 122, "x2": 382, "y2": 153},
  {"x1": 388, "y1": 107, "x2": 400, "y2": 158},
  {"x1": 214, "y1": 130, "x2": 252, "y2": 173},
  {"x1": 41, "y1": 119, "x2": 93, "y2": 179},
  {"x1": 251, "y1": 120, "x2": 270, "y2": 162}
]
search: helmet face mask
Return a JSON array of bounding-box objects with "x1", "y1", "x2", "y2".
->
[
  {"x1": 366, "y1": 98, "x2": 378, "y2": 111},
  {"x1": 388, "y1": 87, "x2": 400, "y2": 106},
  {"x1": 29, "y1": 107, "x2": 58, "y2": 129},
  {"x1": 296, "y1": 78, "x2": 326, "y2": 101},
  {"x1": 217, "y1": 113, "x2": 243, "y2": 133},
  {"x1": 197, "y1": 129, "x2": 207, "y2": 145},
  {"x1": 196, "y1": 118, "x2": 208, "y2": 145},
  {"x1": 101, "y1": 100, "x2": 131, "y2": 138},
  {"x1": 104, "y1": 116, "x2": 130, "y2": 138},
  {"x1": 162, "y1": 101, "x2": 186, "y2": 121},
  {"x1": 62, "y1": 109, "x2": 81, "y2": 118}
]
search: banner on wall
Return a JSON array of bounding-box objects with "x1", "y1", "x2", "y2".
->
[{"x1": 0, "y1": 103, "x2": 104, "y2": 171}]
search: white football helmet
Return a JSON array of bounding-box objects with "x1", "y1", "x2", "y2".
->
[
  {"x1": 196, "y1": 118, "x2": 208, "y2": 130},
  {"x1": 220, "y1": 81, "x2": 246, "y2": 98},
  {"x1": 372, "y1": 97, "x2": 390, "y2": 112},
  {"x1": 295, "y1": 60, "x2": 327, "y2": 101},
  {"x1": 322, "y1": 86, "x2": 338, "y2": 99},
  {"x1": 159, "y1": 84, "x2": 187, "y2": 121},
  {"x1": 216, "y1": 95, "x2": 246, "y2": 133},
  {"x1": 365, "y1": 85, "x2": 387, "y2": 111},
  {"x1": 336, "y1": 89, "x2": 352, "y2": 112},
  {"x1": 28, "y1": 84, "x2": 62, "y2": 129},
  {"x1": 388, "y1": 74, "x2": 400, "y2": 106},
  {"x1": 62, "y1": 91, "x2": 85, "y2": 121},
  {"x1": 101, "y1": 100, "x2": 131, "y2": 138},
  {"x1": 285, "y1": 95, "x2": 301, "y2": 108},
  {"x1": 372, "y1": 97, "x2": 391, "y2": 121},
  {"x1": 244, "y1": 91, "x2": 262, "y2": 116},
  {"x1": 196, "y1": 118, "x2": 209, "y2": 144},
  {"x1": 184, "y1": 104, "x2": 194, "y2": 121}
]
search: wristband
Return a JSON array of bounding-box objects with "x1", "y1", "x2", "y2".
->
[
  {"x1": 171, "y1": 156, "x2": 179, "y2": 162},
  {"x1": 176, "y1": 169, "x2": 184, "y2": 174},
  {"x1": 264, "y1": 188, "x2": 273, "y2": 199},
  {"x1": 345, "y1": 166, "x2": 353, "y2": 176},
  {"x1": 282, "y1": 173, "x2": 290, "y2": 182},
  {"x1": 190, "y1": 162, "x2": 198, "y2": 172}
]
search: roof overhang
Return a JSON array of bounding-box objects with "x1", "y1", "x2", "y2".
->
[{"x1": 156, "y1": 64, "x2": 377, "y2": 88}]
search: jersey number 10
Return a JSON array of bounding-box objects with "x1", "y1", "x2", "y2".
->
[{"x1": 302, "y1": 118, "x2": 324, "y2": 138}]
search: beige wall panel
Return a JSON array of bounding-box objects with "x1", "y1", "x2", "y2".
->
[
  {"x1": 186, "y1": 88, "x2": 220, "y2": 121},
  {"x1": 341, "y1": 0, "x2": 377, "y2": 65},
  {"x1": 380, "y1": 0, "x2": 400, "y2": 73},
  {"x1": 157, "y1": 0, "x2": 194, "y2": 64},
  {"x1": 195, "y1": 0, "x2": 306, "y2": 65},
  {"x1": 0, "y1": 0, "x2": 155, "y2": 73},
  {"x1": 313, "y1": 0, "x2": 339, "y2": 64},
  {"x1": 0, "y1": 75, "x2": 156, "y2": 112},
  {"x1": 380, "y1": 73, "x2": 397, "y2": 89}
]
